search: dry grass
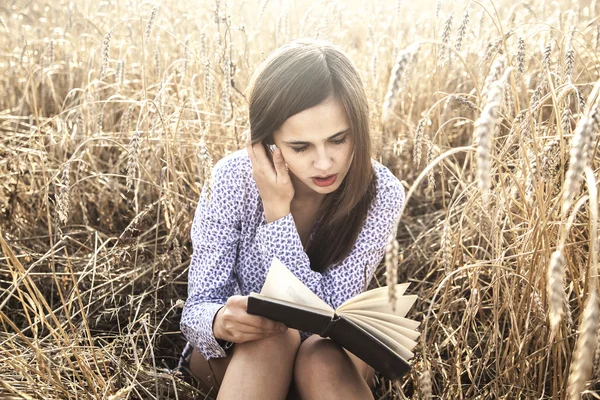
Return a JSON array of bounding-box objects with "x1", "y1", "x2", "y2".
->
[{"x1": 1, "y1": 0, "x2": 600, "y2": 398}]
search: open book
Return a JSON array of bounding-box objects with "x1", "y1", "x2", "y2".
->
[{"x1": 246, "y1": 256, "x2": 420, "y2": 380}]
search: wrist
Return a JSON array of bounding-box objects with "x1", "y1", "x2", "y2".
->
[{"x1": 212, "y1": 306, "x2": 225, "y2": 340}]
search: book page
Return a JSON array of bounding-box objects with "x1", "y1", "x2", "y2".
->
[
  {"x1": 338, "y1": 294, "x2": 418, "y2": 318},
  {"x1": 341, "y1": 312, "x2": 420, "y2": 341},
  {"x1": 344, "y1": 314, "x2": 417, "y2": 354},
  {"x1": 260, "y1": 256, "x2": 333, "y2": 313},
  {"x1": 337, "y1": 283, "x2": 411, "y2": 309},
  {"x1": 343, "y1": 315, "x2": 414, "y2": 360},
  {"x1": 340, "y1": 309, "x2": 421, "y2": 331}
]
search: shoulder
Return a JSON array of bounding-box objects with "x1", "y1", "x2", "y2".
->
[
  {"x1": 213, "y1": 148, "x2": 252, "y2": 175},
  {"x1": 211, "y1": 148, "x2": 253, "y2": 185},
  {"x1": 370, "y1": 159, "x2": 405, "y2": 212}
]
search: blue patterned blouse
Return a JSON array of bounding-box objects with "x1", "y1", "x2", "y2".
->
[{"x1": 180, "y1": 148, "x2": 405, "y2": 360}]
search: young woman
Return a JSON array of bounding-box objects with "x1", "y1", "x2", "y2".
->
[{"x1": 178, "y1": 38, "x2": 405, "y2": 399}]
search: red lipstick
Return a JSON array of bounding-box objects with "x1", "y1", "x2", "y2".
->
[{"x1": 312, "y1": 174, "x2": 337, "y2": 187}]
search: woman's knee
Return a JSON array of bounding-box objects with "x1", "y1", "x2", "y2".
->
[
  {"x1": 293, "y1": 335, "x2": 351, "y2": 383},
  {"x1": 234, "y1": 328, "x2": 301, "y2": 360}
]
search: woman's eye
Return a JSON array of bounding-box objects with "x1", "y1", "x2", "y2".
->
[{"x1": 291, "y1": 137, "x2": 347, "y2": 154}]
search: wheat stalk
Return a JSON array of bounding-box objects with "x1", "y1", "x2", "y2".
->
[
  {"x1": 426, "y1": 137, "x2": 436, "y2": 194},
  {"x1": 154, "y1": 33, "x2": 160, "y2": 78},
  {"x1": 200, "y1": 31, "x2": 207, "y2": 62},
  {"x1": 475, "y1": 67, "x2": 510, "y2": 206},
  {"x1": 144, "y1": 5, "x2": 159, "y2": 45},
  {"x1": 594, "y1": 324, "x2": 600, "y2": 378},
  {"x1": 567, "y1": 166, "x2": 600, "y2": 399},
  {"x1": 563, "y1": 111, "x2": 598, "y2": 214},
  {"x1": 100, "y1": 29, "x2": 113, "y2": 79},
  {"x1": 567, "y1": 290, "x2": 599, "y2": 400},
  {"x1": 258, "y1": 0, "x2": 270, "y2": 24},
  {"x1": 385, "y1": 234, "x2": 399, "y2": 312},
  {"x1": 478, "y1": 37, "x2": 502, "y2": 70},
  {"x1": 413, "y1": 117, "x2": 427, "y2": 167},
  {"x1": 126, "y1": 130, "x2": 141, "y2": 193},
  {"x1": 199, "y1": 134, "x2": 213, "y2": 201},
  {"x1": 438, "y1": 13, "x2": 453, "y2": 67},
  {"x1": 221, "y1": 45, "x2": 232, "y2": 126},
  {"x1": 204, "y1": 59, "x2": 212, "y2": 102},
  {"x1": 547, "y1": 248, "x2": 566, "y2": 334},
  {"x1": 562, "y1": 103, "x2": 572, "y2": 136},
  {"x1": 482, "y1": 57, "x2": 506, "y2": 102},
  {"x1": 441, "y1": 219, "x2": 452, "y2": 274},
  {"x1": 503, "y1": 81, "x2": 514, "y2": 117},
  {"x1": 454, "y1": 8, "x2": 469, "y2": 53},
  {"x1": 419, "y1": 359, "x2": 433, "y2": 399},
  {"x1": 541, "y1": 137, "x2": 562, "y2": 183},
  {"x1": 182, "y1": 35, "x2": 190, "y2": 79},
  {"x1": 371, "y1": 45, "x2": 379, "y2": 85},
  {"x1": 530, "y1": 79, "x2": 547, "y2": 110},
  {"x1": 120, "y1": 104, "x2": 134, "y2": 135},
  {"x1": 564, "y1": 35, "x2": 575, "y2": 83},
  {"x1": 49, "y1": 40, "x2": 54, "y2": 66},
  {"x1": 517, "y1": 37, "x2": 525, "y2": 74},
  {"x1": 574, "y1": 87, "x2": 585, "y2": 112},
  {"x1": 56, "y1": 163, "x2": 70, "y2": 225},
  {"x1": 542, "y1": 41, "x2": 552, "y2": 70},
  {"x1": 382, "y1": 45, "x2": 416, "y2": 124},
  {"x1": 451, "y1": 95, "x2": 477, "y2": 111}
]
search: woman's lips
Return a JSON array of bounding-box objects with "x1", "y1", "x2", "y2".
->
[{"x1": 312, "y1": 174, "x2": 337, "y2": 187}]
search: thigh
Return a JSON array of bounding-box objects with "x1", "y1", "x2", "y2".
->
[
  {"x1": 188, "y1": 345, "x2": 235, "y2": 396},
  {"x1": 343, "y1": 348, "x2": 376, "y2": 389},
  {"x1": 297, "y1": 335, "x2": 376, "y2": 389}
]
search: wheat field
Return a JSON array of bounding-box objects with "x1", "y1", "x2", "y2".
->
[{"x1": 1, "y1": 0, "x2": 600, "y2": 398}]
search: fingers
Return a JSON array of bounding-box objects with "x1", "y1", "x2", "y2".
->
[
  {"x1": 271, "y1": 147, "x2": 288, "y2": 177},
  {"x1": 224, "y1": 296, "x2": 287, "y2": 333},
  {"x1": 237, "y1": 313, "x2": 287, "y2": 332},
  {"x1": 245, "y1": 135, "x2": 290, "y2": 191},
  {"x1": 245, "y1": 137, "x2": 270, "y2": 171},
  {"x1": 232, "y1": 330, "x2": 288, "y2": 343},
  {"x1": 246, "y1": 135, "x2": 257, "y2": 165}
]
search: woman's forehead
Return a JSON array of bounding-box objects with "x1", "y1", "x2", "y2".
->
[{"x1": 275, "y1": 96, "x2": 350, "y2": 141}]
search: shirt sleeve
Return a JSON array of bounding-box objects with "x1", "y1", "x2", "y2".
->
[
  {"x1": 254, "y1": 180, "x2": 405, "y2": 310},
  {"x1": 180, "y1": 158, "x2": 243, "y2": 360}
]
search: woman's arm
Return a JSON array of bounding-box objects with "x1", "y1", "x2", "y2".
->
[
  {"x1": 255, "y1": 181, "x2": 405, "y2": 310},
  {"x1": 180, "y1": 157, "x2": 243, "y2": 360}
]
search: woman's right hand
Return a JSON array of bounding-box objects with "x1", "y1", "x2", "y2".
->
[
  {"x1": 246, "y1": 135, "x2": 294, "y2": 223},
  {"x1": 213, "y1": 295, "x2": 288, "y2": 343}
]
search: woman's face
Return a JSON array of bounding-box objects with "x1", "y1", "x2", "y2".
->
[{"x1": 272, "y1": 94, "x2": 355, "y2": 200}]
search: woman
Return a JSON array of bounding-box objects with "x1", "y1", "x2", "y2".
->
[{"x1": 178, "y1": 38, "x2": 405, "y2": 399}]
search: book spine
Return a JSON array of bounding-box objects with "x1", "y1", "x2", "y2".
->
[{"x1": 318, "y1": 313, "x2": 340, "y2": 338}]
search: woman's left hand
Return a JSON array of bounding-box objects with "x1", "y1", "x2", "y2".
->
[{"x1": 246, "y1": 133, "x2": 295, "y2": 222}]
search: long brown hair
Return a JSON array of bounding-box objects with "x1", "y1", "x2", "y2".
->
[{"x1": 246, "y1": 38, "x2": 376, "y2": 273}]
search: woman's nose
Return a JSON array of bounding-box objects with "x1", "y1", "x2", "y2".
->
[{"x1": 314, "y1": 149, "x2": 333, "y2": 170}]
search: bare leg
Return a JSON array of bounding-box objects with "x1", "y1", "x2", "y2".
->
[
  {"x1": 217, "y1": 328, "x2": 301, "y2": 400},
  {"x1": 189, "y1": 344, "x2": 234, "y2": 397},
  {"x1": 293, "y1": 335, "x2": 375, "y2": 400}
]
